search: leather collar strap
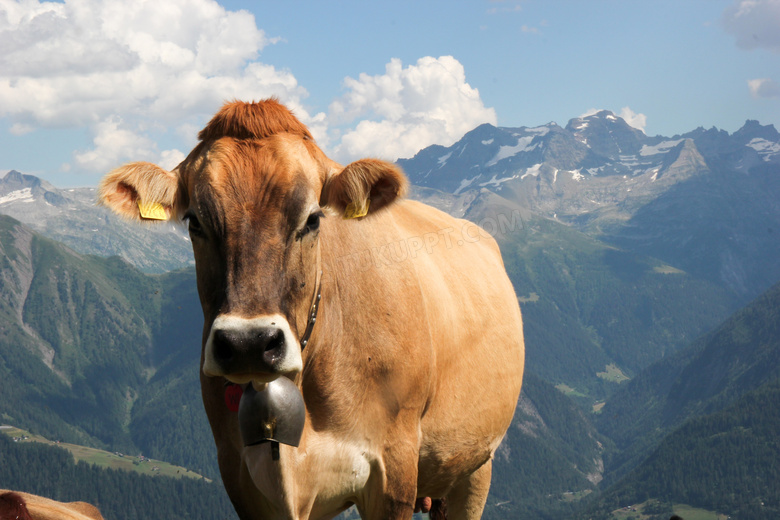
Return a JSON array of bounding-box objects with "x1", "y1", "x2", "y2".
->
[{"x1": 299, "y1": 242, "x2": 322, "y2": 350}]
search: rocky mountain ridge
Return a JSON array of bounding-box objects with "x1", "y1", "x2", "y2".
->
[
  {"x1": 400, "y1": 112, "x2": 780, "y2": 298},
  {"x1": 400, "y1": 112, "x2": 778, "y2": 221},
  {"x1": 0, "y1": 170, "x2": 193, "y2": 273}
]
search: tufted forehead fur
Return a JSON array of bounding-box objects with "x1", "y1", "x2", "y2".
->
[{"x1": 198, "y1": 98, "x2": 312, "y2": 143}]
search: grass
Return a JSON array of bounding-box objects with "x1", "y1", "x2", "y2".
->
[
  {"x1": 561, "y1": 490, "x2": 593, "y2": 502},
  {"x1": 596, "y1": 364, "x2": 630, "y2": 383},
  {"x1": 1, "y1": 425, "x2": 209, "y2": 482},
  {"x1": 517, "y1": 292, "x2": 540, "y2": 303},
  {"x1": 609, "y1": 500, "x2": 728, "y2": 520},
  {"x1": 672, "y1": 504, "x2": 729, "y2": 520},
  {"x1": 555, "y1": 383, "x2": 588, "y2": 398},
  {"x1": 653, "y1": 264, "x2": 685, "y2": 274}
]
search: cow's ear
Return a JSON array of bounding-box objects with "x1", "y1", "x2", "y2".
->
[
  {"x1": 321, "y1": 159, "x2": 408, "y2": 219},
  {"x1": 98, "y1": 162, "x2": 183, "y2": 222}
]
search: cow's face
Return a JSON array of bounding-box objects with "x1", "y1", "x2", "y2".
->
[
  {"x1": 184, "y1": 134, "x2": 325, "y2": 382},
  {"x1": 98, "y1": 100, "x2": 407, "y2": 384}
]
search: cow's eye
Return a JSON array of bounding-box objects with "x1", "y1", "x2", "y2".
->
[
  {"x1": 184, "y1": 211, "x2": 204, "y2": 238},
  {"x1": 301, "y1": 210, "x2": 324, "y2": 237}
]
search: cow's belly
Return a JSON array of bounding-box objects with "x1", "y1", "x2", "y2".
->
[
  {"x1": 243, "y1": 431, "x2": 373, "y2": 518},
  {"x1": 415, "y1": 328, "x2": 524, "y2": 497},
  {"x1": 414, "y1": 281, "x2": 524, "y2": 497},
  {"x1": 416, "y1": 421, "x2": 507, "y2": 497}
]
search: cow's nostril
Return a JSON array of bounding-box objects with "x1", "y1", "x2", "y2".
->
[
  {"x1": 213, "y1": 329, "x2": 234, "y2": 363},
  {"x1": 262, "y1": 327, "x2": 286, "y2": 363}
]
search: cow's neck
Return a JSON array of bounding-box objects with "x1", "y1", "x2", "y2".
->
[{"x1": 299, "y1": 241, "x2": 322, "y2": 351}]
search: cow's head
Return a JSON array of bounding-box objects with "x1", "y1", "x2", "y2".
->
[{"x1": 98, "y1": 99, "x2": 407, "y2": 384}]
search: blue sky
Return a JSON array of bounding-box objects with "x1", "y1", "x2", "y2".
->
[{"x1": 1, "y1": 0, "x2": 779, "y2": 187}]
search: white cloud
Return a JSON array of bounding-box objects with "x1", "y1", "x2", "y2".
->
[
  {"x1": 9, "y1": 123, "x2": 34, "y2": 135},
  {"x1": 72, "y1": 117, "x2": 156, "y2": 172},
  {"x1": 0, "y1": 2, "x2": 494, "y2": 174},
  {"x1": 579, "y1": 108, "x2": 601, "y2": 119},
  {"x1": 748, "y1": 78, "x2": 780, "y2": 98},
  {"x1": 0, "y1": 0, "x2": 316, "y2": 173},
  {"x1": 722, "y1": 0, "x2": 780, "y2": 53},
  {"x1": 160, "y1": 149, "x2": 187, "y2": 170},
  {"x1": 329, "y1": 56, "x2": 497, "y2": 161},
  {"x1": 486, "y1": 1, "x2": 524, "y2": 15},
  {"x1": 618, "y1": 107, "x2": 647, "y2": 133}
]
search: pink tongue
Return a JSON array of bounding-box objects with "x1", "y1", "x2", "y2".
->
[{"x1": 225, "y1": 384, "x2": 243, "y2": 412}]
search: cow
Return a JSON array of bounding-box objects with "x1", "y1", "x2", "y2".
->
[
  {"x1": 0, "y1": 490, "x2": 104, "y2": 520},
  {"x1": 98, "y1": 99, "x2": 524, "y2": 519}
]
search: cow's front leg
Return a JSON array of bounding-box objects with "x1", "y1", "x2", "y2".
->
[{"x1": 358, "y1": 429, "x2": 419, "y2": 520}]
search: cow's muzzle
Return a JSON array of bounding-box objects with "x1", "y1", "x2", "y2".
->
[{"x1": 203, "y1": 315, "x2": 303, "y2": 381}]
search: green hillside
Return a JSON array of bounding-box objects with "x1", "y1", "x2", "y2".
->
[
  {"x1": 477, "y1": 204, "x2": 736, "y2": 401},
  {"x1": 586, "y1": 379, "x2": 780, "y2": 520},
  {"x1": 596, "y1": 280, "x2": 780, "y2": 482},
  {"x1": 0, "y1": 214, "x2": 216, "y2": 477},
  {"x1": 0, "y1": 431, "x2": 236, "y2": 520},
  {"x1": 1, "y1": 426, "x2": 207, "y2": 481},
  {"x1": 484, "y1": 373, "x2": 605, "y2": 519}
]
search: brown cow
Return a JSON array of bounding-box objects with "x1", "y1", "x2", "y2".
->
[
  {"x1": 0, "y1": 490, "x2": 104, "y2": 520},
  {"x1": 98, "y1": 99, "x2": 524, "y2": 519}
]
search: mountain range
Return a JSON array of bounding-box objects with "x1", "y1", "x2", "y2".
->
[
  {"x1": 0, "y1": 170, "x2": 193, "y2": 273},
  {"x1": 1, "y1": 109, "x2": 779, "y2": 519},
  {"x1": 400, "y1": 112, "x2": 780, "y2": 299}
]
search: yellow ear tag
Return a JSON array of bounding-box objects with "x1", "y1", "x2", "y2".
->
[
  {"x1": 344, "y1": 199, "x2": 370, "y2": 219},
  {"x1": 137, "y1": 200, "x2": 168, "y2": 221}
]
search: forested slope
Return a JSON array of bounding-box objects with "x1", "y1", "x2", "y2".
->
[
  {"x1": 586, "y1": 379, "x2": 780, "y2": 520},
  {"x1": 0, "y1": 433, "x2": 236, "y2": 520}
]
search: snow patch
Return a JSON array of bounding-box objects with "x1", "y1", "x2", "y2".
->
[
  {"x1": 480, "y1": 174, "x2": 519, "y2": 188},
  {"x1": 570, "y1": 169, "x2": 584, "y2": 182},
  {"x1": 0, "y1": 188, "x2": 33, "y2": 205},
  {"x1": 437, "y1": 152, "x2": 452, "y2": 168},
  {"x1": 454, "y1": 175, "x2": 481, "y2": 195},
  {"x1": 481, "y1": 139, "x2": 494, "y2": 145},
  {"x1": 527, "y1": 126, "x2": 550, "y2": 136},
  {"x1": 573, "y1": 120, "x2": 589, "y2": 131},
  {"x1": 486, "y1": 136, "x2": 538, "y2": 167},
  {"x1": 747, "y1": 138, "x2": 780, "y2": 160},
  {"x1": 640, "y1": 139, "x2": 683, "y2": 156},
  {"x1": 521, "y1": 163, "x2": 543, "y2": 180}
]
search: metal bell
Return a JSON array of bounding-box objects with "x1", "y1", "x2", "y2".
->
[{"x1": 238, "y1": 377, "x2": 306, "y2": 448}]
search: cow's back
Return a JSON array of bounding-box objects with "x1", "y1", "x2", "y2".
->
[{"x1": 0, "y1": 491, "x2": 104, "y2": 520}]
